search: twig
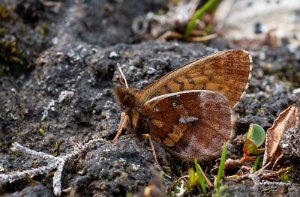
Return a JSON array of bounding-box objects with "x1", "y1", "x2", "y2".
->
[{"x1": 271, "y1": 154, "x2": 283, "y2": 170}]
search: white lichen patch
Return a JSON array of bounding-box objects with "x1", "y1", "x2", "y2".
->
[
  {"x1": 41, "y1": 99, "x2": 56, "y2": 121},
  {"x1": 130, "y1": 164, "x2": 140, "y2": 172},
  {"x1": 58, "y1": 91, "x2": 74, "y2": 103}
]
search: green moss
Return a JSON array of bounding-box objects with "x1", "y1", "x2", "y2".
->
[
  {"x1": 0, "y1": 4, "x2": 9, "y2": 19},
  {"x1": 281, "y1": 173, "x2": 289, "y2": 182},
  {"x1": 257, "y1": 108, "x2": 263, "y2": 114},
  {"x1": 54, "y1": 141, "x2": 62, "y2": 156},
  {"x1": 38, "y1": 24, "x2": 48, "y2": 36},
  {"x1": 212, "y1": 185, "x2": 228, "y2": 197},
  {"x1": 98, "y1": 175, "x2": 104, "y2": 180},
  {"x1": 39, "y1": 128, "x2": 45, "y2": 136},
  {"x1": 0, "y1": 38, "x2": 28, "y2": 77}
]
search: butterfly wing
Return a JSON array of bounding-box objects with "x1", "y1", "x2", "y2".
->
[
  {"x1": 137, "y1": 50, "x2": 252, "y2": 108},
  {"x1": 141, "y1": 90, "x2": 232, "y2": 161}
]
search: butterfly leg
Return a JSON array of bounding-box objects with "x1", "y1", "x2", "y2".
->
[
  {"x1": 113, "y1": 112, "x2": 129, "y2": 142},
  {"x1": 141, "y1": 134, "x2": 161, "y2": 169}
]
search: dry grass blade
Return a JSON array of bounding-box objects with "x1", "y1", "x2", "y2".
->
[{"x1": 262, "y1": 104, "x2": 299, "y2": 166}]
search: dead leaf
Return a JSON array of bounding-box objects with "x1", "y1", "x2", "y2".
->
[{"x1": 262, "y1": 104, "x2": 299, "y2": 166}]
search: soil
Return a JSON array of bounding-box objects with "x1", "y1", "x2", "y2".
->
[{"x1": 0, "y1": 0, "x2": 300, "y2": 196}]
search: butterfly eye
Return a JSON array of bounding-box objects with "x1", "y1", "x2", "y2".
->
[{"x1": 122, "y1": 94, "x2": 135, "y2": 108}]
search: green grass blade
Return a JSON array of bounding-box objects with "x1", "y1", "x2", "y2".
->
[
  {"x1": 185, "y1": 0, "x2": 219, "y2": 36},
  {"x1": 215, "y1": 143, "x2": 226, "y2": 190},
  {"x1": 194, "y1": 159, "x2": 207, "y2": 193}
]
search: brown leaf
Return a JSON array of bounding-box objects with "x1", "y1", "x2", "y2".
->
[{"x1": 262, "y1": 104, "x2": 299, "y2": 166}]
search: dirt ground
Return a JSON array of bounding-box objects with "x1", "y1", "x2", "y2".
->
[{"x1": 0, "y1": 0, "x2": 300, "y2": 196}]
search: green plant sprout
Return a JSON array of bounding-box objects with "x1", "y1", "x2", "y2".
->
[
  {"x1": 194, "y1": 159, "x2": 207, "y2": 193},
  {"x1": 188, "y1": 167, "x2": 197, "y2": 189},
  {"x1": 243, "y1": 123, "x2": 265, "y2": 156},
  {"x1": 214, "y1": 143, "x2": 226, "y2": 194},
  {"x1": 185, "y1": 0, "x2": 219, "y2": 36}
]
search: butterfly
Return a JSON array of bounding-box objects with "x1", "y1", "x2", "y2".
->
[{"x1": 113, "y1": 50, "x2": 252, "y2": 161}]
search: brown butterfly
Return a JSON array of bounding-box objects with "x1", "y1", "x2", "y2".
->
[{"x1": 113, "y1": 50, "x2": 252, "y2": 161}]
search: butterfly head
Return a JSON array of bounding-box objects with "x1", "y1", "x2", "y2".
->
[
  {"x1": 114, "y1": 64, "x2": 136, "y2": 109},
  {"x1": 115, "y1": 86, "x2": 136, "y2": 109},
  {"x1": 114, "y1": 85, "x2": 142, "y2": 132}
]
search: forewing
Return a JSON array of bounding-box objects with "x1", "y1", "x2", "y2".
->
[
  {"x1": 138, "y1": 50, "x2": 252, "y2": 108},
  {"x1": 141, "y1": 90, "x2": 232, "y2": 161}
]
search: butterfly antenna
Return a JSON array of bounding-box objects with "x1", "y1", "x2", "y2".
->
[{"x1": 117, "y1": 63, "x2": 128, "y2": 89}]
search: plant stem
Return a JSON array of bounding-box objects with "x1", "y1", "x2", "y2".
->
[
  {"x1": 194, "y1": 159, "x2": 207, "y2": 193},
  {"x1": 215, "y1": 143, "x2": 226, "y2": 191},
  {"x1": 185, "y1": 0, "x2": 219, "y2": 36}
]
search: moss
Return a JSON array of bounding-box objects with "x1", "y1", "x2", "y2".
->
[
  {"x1": 212, "y1": 185, "x2": 228, "y2": 197},
  {"x1": 38, "y1": 24, "x2": 48, "y2": 36},
  {"x1": 98, "y1": 175, "x2": 105, "y2": 180},
  {"x1": 54, "y1": 141, "x2": 62, "y2": 156},
  {"x1": 0, "y1": 38, "x2": 29, "y2": 77},
  {"x1": 39, "y1": 128, "x2": 45, "y2": 136},
  {"x1": 0, "y1": 4, "x2": 9, "y2": 19},
  {"x1": 257, "y1": 108, "x2": 264, "y2": 114},
  {"x1": 281, "y1": 173, "x2": 290, "y2": 183}
]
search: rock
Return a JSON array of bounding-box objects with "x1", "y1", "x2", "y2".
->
[
  {"x1": 84, "y1": 137, "x2": 154, "y2": 196},
  {"x1": 6, "y1": 184, "x2": 54, "y2": 197},
  {"x1": 280, "y1": 128, "x2": 300, "y2": 161}
]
